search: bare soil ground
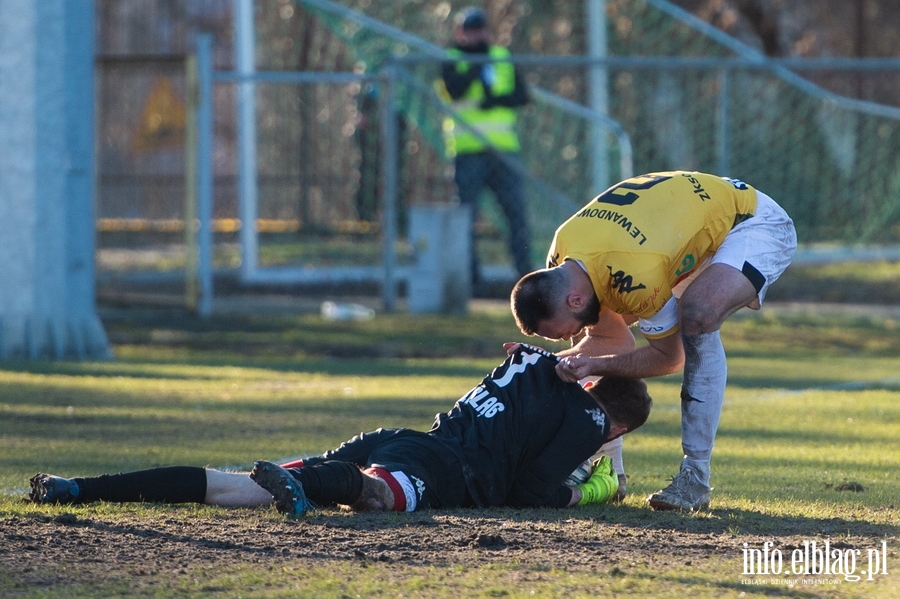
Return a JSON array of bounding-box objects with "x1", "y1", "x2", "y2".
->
[
  {"x1": 4, "y1": 500, "x2": 891, "y2": 595},
  {"x1": 2, "y1": 505, "x2": 746, "y2": 591}
]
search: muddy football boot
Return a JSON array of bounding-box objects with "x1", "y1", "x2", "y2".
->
[
  {"x1": 29, "y1": 473, "x2": 81, "y2": 504},
  {"x1": 250, "y1": 460, "x2": 315, "y2": 518},
  {"x1": 647, "y1": 463, "x2": 711, "y2": 511}
]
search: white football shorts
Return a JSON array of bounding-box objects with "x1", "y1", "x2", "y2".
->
[
  {"x1": 675, "y1": 189, "x2": 797, "y2": 307},
  {"x1": 640, "y1": 190, "x2": 797, "y2": 336}
]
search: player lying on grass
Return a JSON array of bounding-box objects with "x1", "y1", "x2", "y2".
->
[{"x1": 29, "y1": 345, "x2": 651, "y2": 516}]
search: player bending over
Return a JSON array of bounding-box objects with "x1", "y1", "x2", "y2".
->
[{"x1": 29, "y1": 345, "x2": 651, "y2": 516}]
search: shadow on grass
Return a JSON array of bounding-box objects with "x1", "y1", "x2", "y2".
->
[
  {"x1": 726, "y1": 375, "x2": 900, "y2": 392},
  {"x1": 0, "y1": 356, "x2": 495, "y2": 381},
  {"x1": 634, "y1": 417, "x2": 899, "y2": 449},
  {"x1": 17, "y1": 501, "x2": 900, "y2": 544},
  {"x1": 629, "y1": 571, "x2": 833, "y2": 599},
  {"x1": 100, "y1": 307, "x2": 544, "y2": 361},
  {"x1": 143, "y1": 502, "x2": 900, "y2": 542},
  {"x1": 592, "y1": 503, "x2": 900, "y2": 538},
  {"x1": 19, "y1": 509, "x2": 281, "y2": 557}
]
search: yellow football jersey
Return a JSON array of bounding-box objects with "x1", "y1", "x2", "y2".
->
[{"x1": 548, "y1": 171, "x2": 758, "y2": 321}]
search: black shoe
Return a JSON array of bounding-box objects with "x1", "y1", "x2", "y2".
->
[
  {"x1": 29, "y1": 473, "x2": 81, "y2": 504},
  {"x1": 250, "y1": 461, "x2": 315, "y2": 518}
]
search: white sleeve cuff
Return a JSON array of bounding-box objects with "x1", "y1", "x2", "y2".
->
[{"x1": 638, "y1": 296, "x2": 678, "y2": 337}]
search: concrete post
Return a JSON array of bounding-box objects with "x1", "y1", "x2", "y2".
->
[
  {"x1": 0, "y1": 0, "x2": 110, "y2": 359},
  {"x1": 407, "y1": 205, "x2": 471, "y2": 315}
]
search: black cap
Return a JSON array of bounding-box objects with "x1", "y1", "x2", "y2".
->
[{"x1": 455, "y1": 7, "x2": 487, "y2": 31}]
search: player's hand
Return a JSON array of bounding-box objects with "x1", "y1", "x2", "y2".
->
[
  {"x1": 556, "y1": 354, "x2": 595, "y2": 383},
  {"x1": 503, "y1": 342, "x2": 522, "y2": 355}
]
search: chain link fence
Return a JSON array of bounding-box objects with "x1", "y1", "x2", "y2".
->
[
  {"x1": 303, "y1": 0, "x2": 900, "y2": 244},
  {"x1": 94, "y1": 0, "x2": 900, "y2": 307}
]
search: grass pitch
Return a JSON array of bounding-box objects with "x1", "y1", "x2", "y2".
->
[{"x1": 1, "y1": 301, "x2": 899, "y2": 597}]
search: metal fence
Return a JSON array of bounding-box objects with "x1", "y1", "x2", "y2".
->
[
  {"x1": 191, "y1": 43, "x2": 634, "y2": 313},
  {"x1": 94, "y1": 0, "x2": 900, "y2": 313},
  {"x1": 201, "y1": 1, "x2": 638, "y2": 313},
  {"x1": 302, "y1": 0, "x2": 900, "y2": 244}
]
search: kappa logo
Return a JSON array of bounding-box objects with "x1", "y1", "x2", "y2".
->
[
  {"x1": 607, "y1": 265, "x2": 646, "y2": 294},
  {"x1": 585, "y1": 408, "x2": 607, "y2": 428},
  {"x1": 410, "y1": 474, "x2": 426, "y2": 499}
]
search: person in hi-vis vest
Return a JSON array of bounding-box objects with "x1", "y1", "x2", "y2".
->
[{"x1": 438, "y1": 7, "x2": 532, "y2": 286}]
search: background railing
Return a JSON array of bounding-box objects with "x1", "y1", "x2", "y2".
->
[{"x1": 94, "y1": 0, "x2": 900, "y2": 314}]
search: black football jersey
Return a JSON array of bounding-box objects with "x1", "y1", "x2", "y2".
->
[{"x1": 429, "y1": 345, "x2": 611, "y2": 507}]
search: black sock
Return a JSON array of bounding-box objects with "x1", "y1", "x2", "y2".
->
[
  {"x1": 74, "y1": 466, "x2": 207, "y2": 504},
  {"x1": 291, "y1": 461, "x2": 363, "y2": 506}
]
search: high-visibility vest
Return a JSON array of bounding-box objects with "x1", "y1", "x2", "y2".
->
[{"x1": 439, "y1": 46, "x2": 521, "y2": 156}]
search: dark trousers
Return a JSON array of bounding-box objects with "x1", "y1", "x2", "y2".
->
[{"x1": 454, "y1": 151, "x2": 533, "y2": 282}]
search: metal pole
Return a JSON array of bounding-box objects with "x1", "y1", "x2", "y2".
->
[
  {"x1": 197, "y1": 33, "x2": 214, "y2": 317},
  {"x1": 379, "y1": 65, "x2": 398, "y2": 313},
  {"x1": 184, "y1": 52, "x2": 199, "y2": 312},
  {"x1": 235, "y1": 0, "x2": 258, "y2": 282},
  {"x1": 587, "y1": 0, "x2": 610, "y2": 191},
  {"x1": 716, "y1": 67, "x2": 730, "y2": 176}
]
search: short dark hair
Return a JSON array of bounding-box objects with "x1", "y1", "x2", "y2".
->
[
  {"x1": 510, "y1": 269, "x2": 564, "y2": 335},
  {"x1": 586, "y1": 377, "x2": 652, "y2": 433}
]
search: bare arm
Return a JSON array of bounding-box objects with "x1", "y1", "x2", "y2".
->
[
  {"x1": 556, "y1": 330, "x2": 684, "y2": 383},
  {"x1": 502, "y1": 308, "x2": 636, "y2": 358},
  {"x1": 556, "y1": 307, "x2": 636, "y2": 359}
]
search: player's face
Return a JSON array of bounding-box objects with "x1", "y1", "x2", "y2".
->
[
  {"x1": 536, "y1": 314, "x2": 583, "y2": 341},
  {"x1": 455, "y1": 26, "x2": 489, "y2": 47},
  {"x1": 536, "y1": 294, "x2": 601, "y2": 341}
]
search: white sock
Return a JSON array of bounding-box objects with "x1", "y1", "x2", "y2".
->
[
  {"x1": 680, "y1": 330, "x2": 727, "y2": 487},
  {"x1": 592, "y1": 436, "x2": 624, "y2": 476}
]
